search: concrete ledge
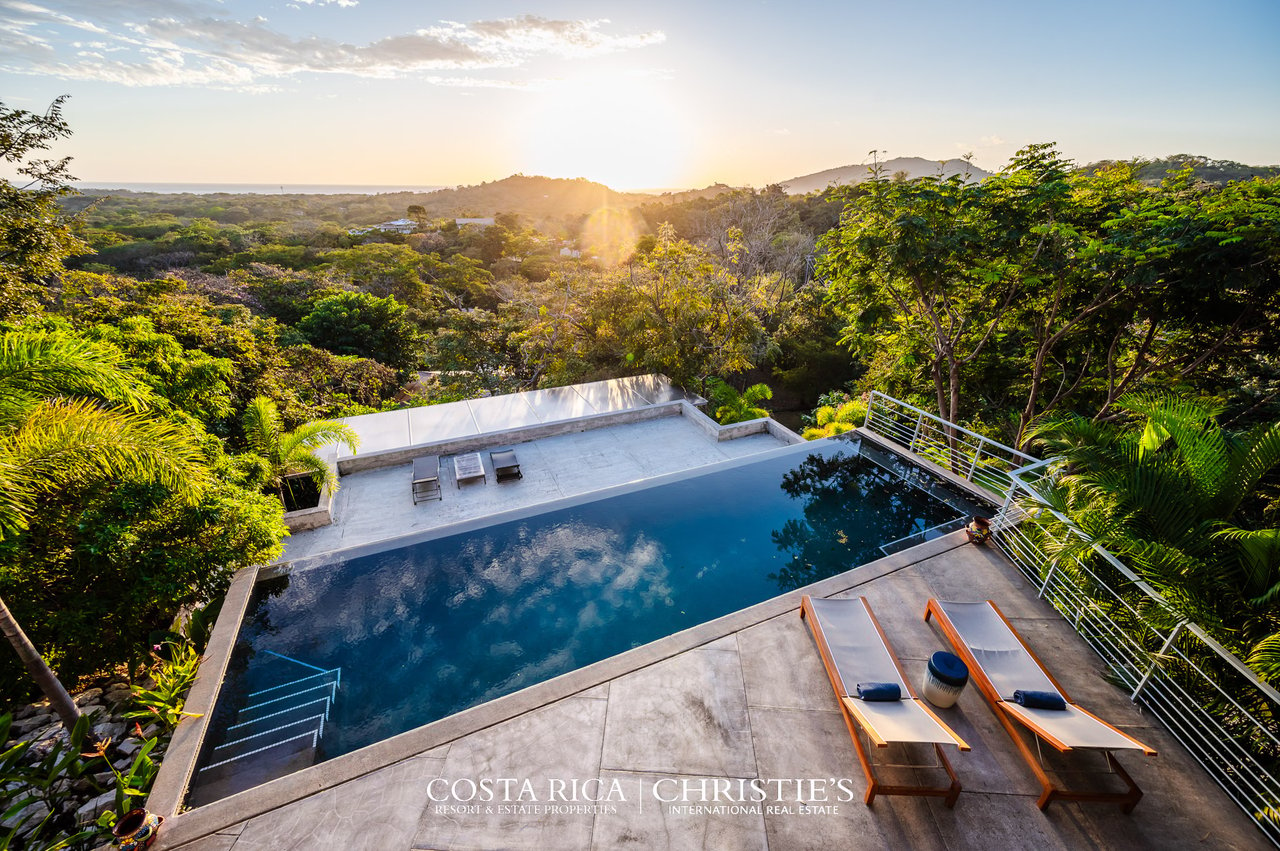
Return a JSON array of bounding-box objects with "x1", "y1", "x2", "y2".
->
[
  {"x1": 148, "y1": 564, "x2": 263, "y2": 821},
  {"x1": 152, "y1": 531, "x2": 970, "y2": 849},
  {"x1": 281, "y1": 481, "x2": 333, "y2": 532},
  {"x1": 335, "y1": 402, "x2": 803, "y2": 475},
  {"x1": 336, "y1": 403, "x2": 683, "y2": 474}
]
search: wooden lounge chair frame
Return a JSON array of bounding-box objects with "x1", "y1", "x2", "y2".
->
[
  {"x1": 411, "y1": 455, "x2": 442, "y2": 504},
  {"x1": 924, "y1": 598, "x2": 1156, "y2": 812},
  {"x1": 490, "y1": 448, "x2": 522, "y2": 483},
  {"x1": 801, "y1": 595, "x2": 970, "y2": 808}
]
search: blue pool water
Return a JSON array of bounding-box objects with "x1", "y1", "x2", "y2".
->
[{"x1": 189, "y1": 437, "x2": 985, "y2": 803}]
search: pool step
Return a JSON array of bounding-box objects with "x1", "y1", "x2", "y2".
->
[
  {"x1": 193, "y1": 653, "x2": 341, "y2": 798},
  {"x1": 187, "y1": 734, "x2": 316, "y2": 808}
]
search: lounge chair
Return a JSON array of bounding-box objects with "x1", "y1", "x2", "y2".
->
[
  {"x1": 801, "y1": 595, "x2": 970, "y2": 807},
  {"x1": 924, "y1": 599, "x2": 1156, "y2": 812},
  {"x1": 411, "y1": 455, "x2": 442, "y2": 504},
  {"x1": 454, "y1": 452, "x2": 486, "y2": 488},
  {"x1": 491, "y1": 449, "x2": 522, "y2": 483}
]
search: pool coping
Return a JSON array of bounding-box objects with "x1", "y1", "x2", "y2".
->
[{"x1": 151, "y1": 529, "x2": 973, "y2": 850}]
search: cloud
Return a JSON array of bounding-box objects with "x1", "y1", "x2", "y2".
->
[{"x1": 0, "y1": 2, "x2": 665, "y2": 88}]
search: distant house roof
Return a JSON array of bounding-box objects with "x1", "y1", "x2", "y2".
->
[{"x1": 455, "y1": 217, "x2": 496, "y2": 227}]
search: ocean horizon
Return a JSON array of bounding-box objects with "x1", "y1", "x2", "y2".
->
[{"x1": 74, "y1": 182, "x2": 450, "y2": 195}]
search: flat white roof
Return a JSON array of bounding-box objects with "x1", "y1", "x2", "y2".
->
[{"x1": 338, "y1": 375, "x2": 698, "y2": 459}]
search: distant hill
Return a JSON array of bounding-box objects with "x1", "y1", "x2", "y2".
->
[
  {"x1": 372, "y1": 175, "x2": 738, "y2": 221},
  {"x1": 68, "y1": 175, "x2": 742, "y2": 230},
  {"x1": 1083, "y1": 155, "x2": 1280, "y2": 186},
  {"x1": 779, "y1": 157, "x2": 992, "y2": 195}
]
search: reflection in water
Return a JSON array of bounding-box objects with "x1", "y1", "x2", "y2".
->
[
  {"x1": 191, "y1": 440, "x2": 981, "y2": 803},
  {"x1": 768, "y1": 451, "x2": 944, "y2": 590}
]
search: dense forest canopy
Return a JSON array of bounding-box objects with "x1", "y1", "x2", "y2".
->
[{"x1": 2, "y1": 93, "x2": 1280, "y2": 712}]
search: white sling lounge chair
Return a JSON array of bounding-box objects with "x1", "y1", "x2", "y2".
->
[
  {"x1": 924, "y1": 598, "x2": 1156, "y2": 812},
  {"x1": 801, "y1": 595, "x2": 970, "y2": 807}
]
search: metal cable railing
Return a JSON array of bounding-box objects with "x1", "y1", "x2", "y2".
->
[
  {"x1": 860, "y1": 392, "x2": 1280, "y2": 845},
  {"x1": 863, "y1": 391, "x2": 1041, "y2": 499}
]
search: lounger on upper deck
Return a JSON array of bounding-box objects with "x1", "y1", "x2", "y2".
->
[
  {"x1": 924, "y1": 598, "x2": 1156, "y2": 812},
  {"x1": 490, "y1": 449, "x2": 522, "y2": 483},
  {"x1": 801, "y1": 595, "x2": 970, "y2": 807},
  {"x1": 411, "y1": 455, "x2": 441, "y2": 504},
  {"x1": 453, "y1": 452, "x2": 486, "y2": 488}
]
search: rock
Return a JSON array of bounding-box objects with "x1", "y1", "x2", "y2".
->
[
  {"x1": 116, "y1": 738, "x2": 142, "y2": 757},
  {"x1": 73, "y1": 689, "x2": 103, "y2": 707},
  {"x1": 73, "y1": 790, "x2": 115, "y2": 824},
  {"x1": 28, "y1": 728, "x2": 70, "y2": 756},
  {"x1": 104, "y1": 688, "x2": 134, "y2": 707},
  {"x1": 0, "y1": 799, "x2": 50, "y2": 832},
  {"x1": 93, "y1": 721, "x2": 127, "y2": 742},
  {"x1": 141, "y1": 723, "x2": 161, "y2": 739},
  {"x1": 12, "y1": 713, "x2": 55, "y2": 735},
  {"x1": 92, "y1": 771, "x2": 116, "y2": 786},
  {"x1": 112, "y1": 756, "x2": 133, "y2": 771},
  {"x1": 12, "y1": 703, "x2": 39, "y2": 721},
  {"x1": 19, "y1": 722, "x2": 60, "y2": 744},
  {"x1": 72, "y1": 777, "x2": 97, "y2": 793}
]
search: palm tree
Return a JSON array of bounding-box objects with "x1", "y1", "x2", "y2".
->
[
  {"x1": 0, "y1": 330, "x2": 209, "y2": 728},
  {"x1": 802, "y1": 398, "x2": 867, "y2": 440},
  {"x1": 241, "y1": 396, "x2": 358, "y2": 508},
  {"x1": 1027, "y1": 391, "x2": 1280, "y2": 676},
  {"x1": 707, "y1": 379, "x2": 773, "y2": 425}
]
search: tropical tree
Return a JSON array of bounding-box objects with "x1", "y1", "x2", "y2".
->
[
  {"x1": 1027, "y1": 391, "x2": 1280, "y2": 677},
  {"x1": 241, "y1": 395, "x2": 358, "y2": 506},
  {"x1": 297, "y1": 290, "x2": 422, "y2": 372},
  {"x1": 818, "y1": 145, "x2": 1280, "y2": 448},
  {"x1": 708, "y1": 379, "x2": 773, "y2": 425},
  {"x1": 0, "y1": 95, "x2": 90, "y2": 318},
  {"x1": 0, "y1": 330, "x2": 208, "y2": 727},
  {"x1": 801, "y1": 393, "x2": 867, "y2": 440}
]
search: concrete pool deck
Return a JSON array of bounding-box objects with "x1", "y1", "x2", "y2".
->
[
  {"x1": 156, "y1": 529, "x2": 1262, "y2": 850},
  {"x1": 281, "y1": 415, "x2": 795, "y2": 562}
]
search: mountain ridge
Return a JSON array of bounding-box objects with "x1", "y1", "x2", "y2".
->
[{"x1": 778, "y1": 157, "x2": 992, "y2": 195}]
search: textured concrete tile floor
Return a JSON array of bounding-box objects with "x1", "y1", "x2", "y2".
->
[{"x1": 160, "y1": 537, "x2": 1266, "y2": 850}]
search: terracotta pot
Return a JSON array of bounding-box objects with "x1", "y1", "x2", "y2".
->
[
  {"x1": 112, "y1": 808, "x2": 164, "y2": 850},
  {"x1": 965, "y1": 516, "x2": 992, "y2": 545}
]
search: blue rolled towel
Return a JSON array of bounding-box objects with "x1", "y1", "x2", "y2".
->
[
  {"x1": 856, "y1": 682, "x2": 901, "y2": 702},
  {"x1": 1013, "y1": 689, "x2": 1066, "y2": 710}
]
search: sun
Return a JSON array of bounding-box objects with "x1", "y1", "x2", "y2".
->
[{"x1": 520, "y1": 71, "x2": 691, "y2": 190}]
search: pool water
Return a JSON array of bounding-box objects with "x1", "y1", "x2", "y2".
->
[{"x1": 189, "y1": 437, "x2": 984, "y2": 803}]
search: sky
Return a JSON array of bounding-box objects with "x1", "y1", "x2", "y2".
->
[{"x1": 2, "y1": 0, "x2": 1278, "y2": 190}]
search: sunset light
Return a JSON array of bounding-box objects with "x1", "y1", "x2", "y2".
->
[{"x1": 521, "y1": 71, "x2": 692, "y2": 190}]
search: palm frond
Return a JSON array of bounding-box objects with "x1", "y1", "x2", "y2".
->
[
  {"x1": 279, "y1": 421, "x2": 358, "y2": 456},
  {"x1": 0, "y1": 330, "x2": 153, "y2": 423},
  {"x1": 1245, "y1": 631, "x2": 1280, "y2": 684},
  {"x1": 1214, "y1": 526, "x2": 1280, "y2": 603},
  {"x1": 1216, "y1": 421, "x2": 1280, "y2": 520},
  {"x1": 241, "y1": 396, "x2": 282, "y2": 462},
  {"x1": 284, "y1": 451, "x2": 336, "y2": 491},
  {"x1": 0, "y1": 398, "x2": 209, "y2": 540}
]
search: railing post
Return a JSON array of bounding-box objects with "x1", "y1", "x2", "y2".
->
[
  {"x1": 966, "y1": 440, "x2": 985, "y2": 482},
  {"x1": 1131, "y1": 621, "x2": 1186, "y2": 701},
  {"x1": 910, "y1": 412, "x2": 924, "y2": 452},
  {"x1": 1038, "y1": 559, "x2": 1058, "y2": 599}
]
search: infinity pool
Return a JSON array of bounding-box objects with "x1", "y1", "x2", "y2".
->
[{"x1": 188, "y1": 436, "x2": 985, "y2": 804}]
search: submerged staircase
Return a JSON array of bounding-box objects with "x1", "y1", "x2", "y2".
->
[{"x1": 189, "y1": 651, "x2": 341, "y2": 805}]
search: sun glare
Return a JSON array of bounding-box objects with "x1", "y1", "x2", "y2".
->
[{"x1": 521, "y1": 72, "x2": 691, "y2": 190}]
